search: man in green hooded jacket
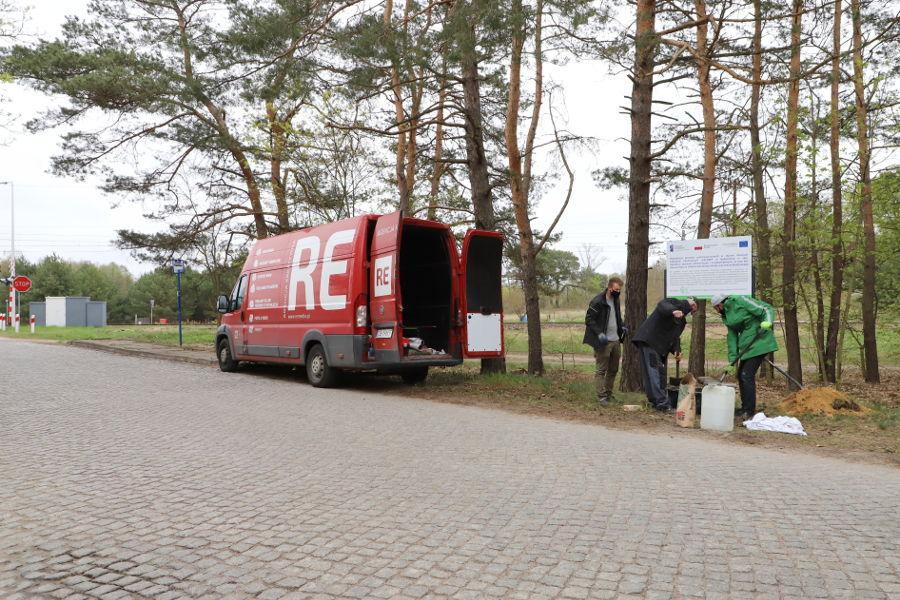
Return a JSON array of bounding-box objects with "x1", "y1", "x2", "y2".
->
[{"x1": 711, "y1": 294, "x2": 779, "y2": 417}]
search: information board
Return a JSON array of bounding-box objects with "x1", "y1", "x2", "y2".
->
[{"x1": 665, "y1": 236, "x2": 752, "y2": 299}]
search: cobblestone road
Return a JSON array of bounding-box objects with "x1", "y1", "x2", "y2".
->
[{"x1": 2, "y1": 341, "x2": 899, "y2": 600}]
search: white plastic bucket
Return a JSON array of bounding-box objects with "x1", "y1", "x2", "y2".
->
[{"x1": 700, "y1": 384, "x2": 736, "y2": 432}]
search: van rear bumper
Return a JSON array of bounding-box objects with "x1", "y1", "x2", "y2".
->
[{"x1": 331, "y1": 335, "x2": 462, "y2": 370}]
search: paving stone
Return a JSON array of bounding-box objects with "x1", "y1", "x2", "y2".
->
[{"x1": 0, "y1": 341, "x2": 898, "y2": 600}]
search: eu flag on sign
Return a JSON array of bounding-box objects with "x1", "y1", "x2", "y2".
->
[{"x1": 739, "y1": 240, "x2": 748, "y2": 248}]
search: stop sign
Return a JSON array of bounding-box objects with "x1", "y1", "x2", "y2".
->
[{"x1": 12, "y1": 276, "x2": 31, "y2": 293}]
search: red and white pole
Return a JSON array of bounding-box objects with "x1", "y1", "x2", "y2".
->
[
  {"x1": 29, "y1": 314, "x2": 35, "y2": 334},
  {"x1": 0, "y1": 311, "x2": 5, "y2": 331},
  {"x1": 4, "y1": 181, "x2": 13, "y2": 327},
  {"x1": 14, "y1": 313, "x2": 19, "y2": 333}
]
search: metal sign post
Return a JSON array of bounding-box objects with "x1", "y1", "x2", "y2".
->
[{"x1": 172, "y1": 258, "x2": 185, "y2": 346}]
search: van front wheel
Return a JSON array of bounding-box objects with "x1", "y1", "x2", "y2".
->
[
  {"x1": 401, "y1": 366, "x2": 429, "y2": 385},
  {"x1": 217, "y1": 338, "x2": 239, "y2": 372},
  {"x1": 306, "y1": 344, "x2": 338, "y2": 388}
]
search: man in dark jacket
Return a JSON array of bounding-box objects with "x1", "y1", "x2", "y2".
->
[
  {"x1": 583, "y1": 277, "x2": 625, "y2": 405},
  {"x1": 631, "y1": 297, "x2": 697, "y2": 411}
]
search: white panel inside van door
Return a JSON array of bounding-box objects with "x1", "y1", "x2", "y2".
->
[{"x1": 466, "y1": 313, "x2": 502, "y2": 353}]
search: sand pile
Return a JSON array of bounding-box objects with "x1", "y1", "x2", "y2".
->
[{"x1": 779, "y1": 387, "x2": 870, "y2": 417}]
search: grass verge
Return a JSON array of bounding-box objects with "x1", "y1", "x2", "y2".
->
[{"x1": 0, "y1": 325, "x2": 216, "y2": 349}]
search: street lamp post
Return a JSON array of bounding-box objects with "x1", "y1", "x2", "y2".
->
[{"x1": 0, "y1": 182, "x2": 14, "y2": 325}]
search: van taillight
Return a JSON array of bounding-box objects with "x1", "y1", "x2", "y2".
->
[{"x1": 356, "y1": 305, "x2": 367, "y2": 328}]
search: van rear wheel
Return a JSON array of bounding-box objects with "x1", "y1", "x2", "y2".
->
[
  {"x1": 306, "y1": 343, "x2": 338, "y2": 388},
  {"x1": 401, "y1": 366, "x2": 429, "y2": 385},
  {"x1": 217, "y1": 338, "x2": 239, "y2": 372}
]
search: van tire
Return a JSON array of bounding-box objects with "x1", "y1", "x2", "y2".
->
[
  {"x1": 217, "y1": 338, "x2": 240, "y2": 372},
  {"x1": 401, "y1": 366, "x2": 429, "y2": 385},
  {"x1": 306, "y1": 344, "x2": 338, "y2": 388}
]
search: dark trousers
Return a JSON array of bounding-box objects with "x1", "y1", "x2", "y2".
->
[
  {"x1": 593, "y1": 341, "x2": 621, "y2": 400},
  {"x1": 738, "y1": 354, "x2": 765, "y2": 415},
  {"x1": 637, "y1": 343, "x2": 668, "y2": 409}
]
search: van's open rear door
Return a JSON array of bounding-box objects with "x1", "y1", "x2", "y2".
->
[
  {"x1": 460, "y1": 230, "x2": 504, "y2": 358},
  {"x1": 370, "y1": 211, "x2": 403, "y2": 359}
]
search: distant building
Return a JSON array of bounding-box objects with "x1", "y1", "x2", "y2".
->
[{"x1": 28, "y1": 297, "x2": 107, "y2": 327}]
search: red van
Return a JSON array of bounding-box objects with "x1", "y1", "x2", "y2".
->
[{"x1": 215, "y1": 212, "x2": 504, "y2": 386}]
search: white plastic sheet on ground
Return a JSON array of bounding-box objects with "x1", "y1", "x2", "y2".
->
[{"x1": 742, "y1": 412, "x2": 807, "y2": 436}]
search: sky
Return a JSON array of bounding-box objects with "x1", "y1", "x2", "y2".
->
[{"x1": 0, "y1": 0, "x2": 634, "y2": 277}]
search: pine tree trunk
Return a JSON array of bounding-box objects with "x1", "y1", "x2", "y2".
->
[
  {"x1": 620, "y1": 0, "x2": 656, "y2": 392},
  {"x1": 824, "y1": 0, "x2": 844, "y2": 383},
  {"x1": 460, "y1": 28, "x2": 504, "y2": 375},
  {"x1": 428, "y1": 73, "x2": 447, "y2": 221},
  {"x1": 384, "y1": 0, "x2": 410, "y2": 213},
  {"x1": 266, "y1": 101, "x2": 290, "y2": 233},
  {"x1": 461, "y1": 55, "x2": 494, "y2": 231},
  {"x1": 688, "y1": 0, "x2": 715, "y2": 378},
  {"x1": 851, "y1": 0, "x2": 879, "y2": 382},
  {"x1": 808, "y1": 106, "x2": 826, "y2": 380},
  {"x1": 750, "y1": 0, "x2": 773, "y2": 382},
  {"x1": 781, "y1": 0, "x2": 804, "y2": 390},
  {"x1": 505, "y1": 0, "x2": 544, "y2": 375}
]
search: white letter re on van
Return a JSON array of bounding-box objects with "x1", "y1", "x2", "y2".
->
[
  {"x1": 320, "y1": 229, "x2": 355, "y2": 310},
  {"x1": 288, "y1": 236, "x2": 320, "y2": 311}
]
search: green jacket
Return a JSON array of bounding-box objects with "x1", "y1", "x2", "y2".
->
[{"x1": 721, "y1": 296, "x2": 778, "y2": 363}]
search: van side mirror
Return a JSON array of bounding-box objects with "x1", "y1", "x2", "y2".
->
[{"x1": 216, "y1": 295, "x2": 230, "y2": 313}]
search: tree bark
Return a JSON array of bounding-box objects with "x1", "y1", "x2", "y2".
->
[
  {"x1": 851, "y1": 0, "x2": 879, "y2": 382},
  {"x1": 824, "y1": 0, "x2": 844, "y2": 383},
  {"x1": 688, "y1": 0, "x2": 715, "y2": 378},
  {"x1": 750, "y1": 0, "x2": 774, "y2": 381},
  {"x1": 620, "y1": 0, "x2": 656, "y2": 392},
  {"x1": 808, "y1": 98, "x2": 826, "y2": 380},
  {"x1": 428, "y1": 73, "x2": 447, "y2": 221},
  {"x1": 750, "y1": 0, "x2": 772, "y2": 303},
  {"x1": 384, "y1": 0, "x2": 410, "y2": 213},
  {"x1": 459, "y1": 15, "x2": 504, "y2": 374},
  {"x1": 781, "y1": 0, "x2": 804, "y2": 390},
  {"x1": 461, "y1": 54, "x2": 494, "y2": 230},
  {"x1": 505, "y1": 0, "x2": 544, "y2": 375},
  {"x1": 266, "y1": 100, "x2": 290, "y2": 232}
]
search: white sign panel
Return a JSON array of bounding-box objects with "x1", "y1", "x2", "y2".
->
[
  {"x1": 666, "y1": 236, "x2": 752, "y2": 299},
  {"x1": 466, "y1": 313, "x2": 503, "y2": 353},
  {"x1": 373, "y1": 255, "x2": 393, "y2": 298}
]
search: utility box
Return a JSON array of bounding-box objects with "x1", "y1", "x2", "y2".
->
[
  {"x1": 86, "y1": 301, "x2": 107, "y2": 327},
  {"x1": 43, "y1": 296, "x2": 107, "y2": 327},
  {"x1": 29, "y1": 302, "x2": 46, "y2": 327}
]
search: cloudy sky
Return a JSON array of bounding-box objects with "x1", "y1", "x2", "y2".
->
[{"x1": 0, "y1": 0, "x2": 634, "y2": 276}]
